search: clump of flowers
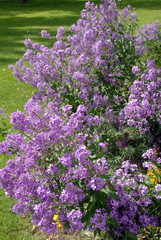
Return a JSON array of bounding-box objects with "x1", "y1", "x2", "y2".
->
[
  {"x1": 120, "y1": 60, "x2": 161, "y2": 134},
  {"x1": 147, "y1": 165, "x2": 161, "y2": 184},
  {"x1": 53, "y1": 215, "x2": 62, "y2": 228},
  {"x1": 0, "y1": 0, "x2": 161, "y2": 239},
  {"x1": 107, "y1": 160, "x2": 161, "y2": 239},
  {"x1": 134, "y1": 21, "x2": 161, "y2": 55}
]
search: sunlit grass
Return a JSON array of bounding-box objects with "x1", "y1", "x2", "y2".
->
[{"x1": 118, "y1": 0, "x2": 161, "y2": 26}]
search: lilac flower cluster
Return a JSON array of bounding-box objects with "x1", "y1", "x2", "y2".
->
[
  {"x1": 108, "y1": 161, "x2": 159, "y2": 238},
  {"x1": 89, "y1": 208, "x2": 109, "y2": 233},
  {"x1": 0, "y1": 101, "x2": 110, "y2": 233},
  {"x1": 135, "y1": 21, "x2": 161, "y2": 55},
  {"x1": 1, "y1": 0, "x2": 161, "y2": 239},
  {"x1": 121, "y1": 60, "x2": 161, "y2": 133},
  {"x1": 8, "y1": 0, "x2": 141, "y2": 119},
  {"x1": 0, "y1": 108, "x2": 6, "y2": 116}
]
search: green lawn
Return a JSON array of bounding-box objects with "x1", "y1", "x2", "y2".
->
[
  {"x1": 118, "y1": 0, "x2": 161, "y2": 26},
  {"x1": 0, "y1": 0, "x2": 161, "y2": 239}
]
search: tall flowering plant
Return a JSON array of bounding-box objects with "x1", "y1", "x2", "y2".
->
[{"x1": 0, "y1": 0, "x2": 161, "y2": 239}]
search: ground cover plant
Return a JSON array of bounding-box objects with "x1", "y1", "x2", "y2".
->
[{"x1": 0, "y1": 0, "x2": 161, "y2": 239}]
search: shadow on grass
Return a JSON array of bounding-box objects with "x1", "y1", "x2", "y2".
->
[
  {"x1": 0, "y1": 14, "x2": 79, "y2": 65},
  {"x1": 0, "y1": 0, "x2": 94, "y2": 66},
  {"x1": 0, "y1": 0, "x2": 99, "y2": 14}
]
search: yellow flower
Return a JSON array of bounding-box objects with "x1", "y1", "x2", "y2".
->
[
  {"x1": 153, "y1": 148, "x2": 159, "y2": 157},
  {"x1": 53, "y1": 215, "x2": 62, "y2": 228},
  {"x1": 147, "y1": 165, "x2": 161, "y2": 184}
]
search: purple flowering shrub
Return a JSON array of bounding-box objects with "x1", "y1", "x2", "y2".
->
[
  {"x1": 108, "y1": 160, "x2": 161, "y2": 239},
  {"x1": 0, "y1": 0, "x2": 161, "y2": 239},
  {"x1": 9, "y1": 0, "x2": 140, "y2": 117}
]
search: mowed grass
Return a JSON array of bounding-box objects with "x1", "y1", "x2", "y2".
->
[
  {"x1": 118, "y1": 0, "x2": 161, "y2": 26},
  {"x1": 0, "y1": 0, "x2": 161, "y2": 239}
]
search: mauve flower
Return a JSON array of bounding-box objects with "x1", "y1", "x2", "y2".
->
[{"x1": 41, "y1": 30, "x2": 51, "y2": 38}]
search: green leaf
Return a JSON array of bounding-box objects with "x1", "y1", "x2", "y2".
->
[
  {"x1": 98, "y1": 174, "x2": 110, "y2": 179},
  {"x1": 101, "y1": 188, "x2": 118, "y2": 200},
  {"x1": 106, "y1": 216, "x2": 118, "y2": 228},
  {"x1": 93, "y1": 191, "x2": 109, "y2": 210},
  {"x1": 144, "y1": 178, "x2": 155, "y2": 188},
  {"x1": 125, "y1": 231, "x2": 137, "y2": 240},
  {"x1": 86, "y1": 195, "x2": 96, "y2": 212},
  {"x1": 153, "y1": 169, "x2": 161, "y2": 181}
]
